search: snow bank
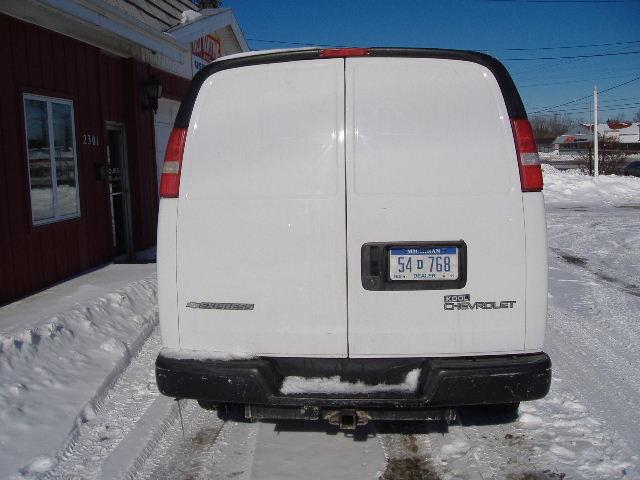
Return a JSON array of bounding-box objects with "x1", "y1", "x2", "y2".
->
[
  {"x1": 514, "y1": 391, "x2": 635, "y2": 477},
  {"x1": 538, "y1": 151, "x2": 560, "y2": 161},
  {"x1": 280, "y1": 369, "x2": 420, "y2": 395},
  {"x1": 0, "y1": 265, "x2": 157, "y2": 479},
  {"x1": 543, "y1": 164, "x2": 640, "y2": 207}
]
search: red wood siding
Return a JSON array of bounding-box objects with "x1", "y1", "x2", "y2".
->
[
  {"x1": 0, "y1": 14, "x2": 114, "y2": 304},
  {"x1": 152, "y1": 66, "x2": 190, "y2": 102},
  {"x1": 0, "y1": 14, "x2": 189, "y2": 305}
]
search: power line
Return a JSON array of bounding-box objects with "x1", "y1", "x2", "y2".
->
[
  {"x1": 510, "y1": 43, "x2": 640, "y2": 75},
  {"x1": 533, "y1": 102, "x2": 640, "y2": 115},
  {"x1": 534, "y1": 100, "x2": 640, "y2": 111},
  {"x1": 479, "y1": 0, "x2": 640, "y2": 3},
  {"x1": 245, "y1": 38, "x2": 640, "y2": 59},
  {"x1": 551, "y1": 101, "x2": 640, "y2": 112},
  {"x1": 600, "y1": 95, "x2": 640, "y2": 102},
  {"x1": 502, "y1": 50, "x2": 640, "y2": 61},
  {"x1": 519, "y1": 73, "x2": 640, "y2": 88},
  {"x1": 530, "y1": 75, "x2": 640, "y2": 113},
  {"x1": 516, "y1": 62, "x2": 640, "y2": 82},
  {"x1": 489, "y1": 39, "x2": 640, "y2": 52},
  {"x1": 533, "y1": 105, "x2": 640, "y2": 117}
]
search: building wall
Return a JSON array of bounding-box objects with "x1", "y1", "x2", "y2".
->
[
  {"x1": 0, "y1": 14, "x2": 189, "y2": 304},
  {"x1": 217, "y1": 25, "x2": 243, "y2": 55},
  {"x1": 121, "y1": 60, "x2": 188, "y2": 252}
]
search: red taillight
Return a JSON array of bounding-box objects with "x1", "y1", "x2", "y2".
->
[
  {"x1": 320, "y1": 48, "x2": 371, "y2": 58},
  {"x1": 159, "y1": 128, "x2": 187, "y2": 198},
  {"x1": 511, "y1": 118, "x2": 543, "y2": 192}
]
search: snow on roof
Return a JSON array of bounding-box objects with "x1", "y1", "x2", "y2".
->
[
  {"x1": 552, "y1": 133, "x2": 590, "y2": 145},
  {"x1": 554, "y1": 122, "x2": 640, "y2": 144},
  {"x1": 164, "y1": 7, "x2": 250, "y2": 52},
  {"x1": 180, "y1": 9, "x2": 203, "y2": 25}
]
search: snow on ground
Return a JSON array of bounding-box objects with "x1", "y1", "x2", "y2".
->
[
  {"x1": 2, "y1": 167, "x2": 640, "y2": 479},
  {"x1": 0, "y1": 264, "x2": 157, "y2": 479},
  {"x1": 536, "y1": 168, "x2": 640, "y2": 477},
  {"x1": 542, "y1": 164, "x2": 640, "y2": 207},
  {"x1": 127, "y1": 168, "x2": 640, "y2": 479}
]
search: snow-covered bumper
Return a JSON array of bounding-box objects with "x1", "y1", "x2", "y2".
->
[{"x1": 156, "y1": 353, "x2": 551, "y2": 409}]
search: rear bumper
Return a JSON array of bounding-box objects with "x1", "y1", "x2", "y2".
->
[{"x1": 156, "y1": 353, "x2": 551, "y2": 409}]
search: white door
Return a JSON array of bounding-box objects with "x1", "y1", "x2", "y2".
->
[
  {"x1": 345, "y1": 57, "x2": 527, "y2": 357},
  {"x1": 176, "y1": 59, "x2": 348, "y2": 357},
  {"x1": 154, "y1": 98, "x2": 181, "y2": 185}
]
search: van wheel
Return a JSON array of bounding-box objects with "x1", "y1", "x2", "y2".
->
[{"x1": 216, "y1": 403, "x2": 250, "y2": 422}]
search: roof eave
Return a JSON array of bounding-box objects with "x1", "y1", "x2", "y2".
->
[
  {"x1": 38, "y1": 0, "x2": 187, "y2": 61},
  {"x1": 166, "y1": 8, "x2": 249, "y2": 51}
]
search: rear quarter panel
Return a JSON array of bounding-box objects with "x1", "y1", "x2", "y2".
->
[
  {"x1": 157, "y1": 199, "x2": 179, "y2": 349},
  {"x1": 523, "y1": 192, "x2": 548, "y2": 351}
]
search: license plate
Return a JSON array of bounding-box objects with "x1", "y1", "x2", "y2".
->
[{"x1": 389, "y1": 247, "x2": 459, "y2": 281}]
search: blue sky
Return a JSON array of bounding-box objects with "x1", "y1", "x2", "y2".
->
[{"x1": 223, "y1": 0, "x2": 640, "y2": 121}]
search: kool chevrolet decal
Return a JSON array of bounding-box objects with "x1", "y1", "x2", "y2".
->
[{"x1": 443, "y1": 294, "x2": 516, "y2": 311}]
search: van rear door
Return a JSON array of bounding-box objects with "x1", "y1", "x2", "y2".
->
[
  {"x1": 345, "y1": 57, "x2": 527, "y2": 357},
  {"x1": 176, "y1": 59, "x2": 348, "y2": 357}
]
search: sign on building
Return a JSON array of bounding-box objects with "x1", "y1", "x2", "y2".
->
[{"x1": 191, "y1": 34, "x2": 223, "y2": 75}]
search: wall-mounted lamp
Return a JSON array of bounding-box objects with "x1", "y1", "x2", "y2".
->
[{"x1": 143, "y1": 76, "x2": 163, "y2": 112}]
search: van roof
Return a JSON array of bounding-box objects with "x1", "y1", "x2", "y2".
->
[
  {"x1": 176, "y1": 47, "x2": 527, "y2": 129},
  {"x1": 211, "y1": 47, "x2": 317, "y2": 62}
]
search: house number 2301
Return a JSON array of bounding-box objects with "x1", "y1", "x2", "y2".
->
[{"x1": 82, "y1": 134, "x2": 99, "y2": 146}]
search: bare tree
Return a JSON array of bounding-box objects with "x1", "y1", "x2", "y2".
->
[
  {"x1": 634, "y1": 109, "x2": 640, "y2": 123},
  {"x1": 575, "y1": 136, "x2": 629, "y2": 175},
  {"x1": 194, "y1": 0, "x2": 221, "y2": 8},
  {"x1": 606, "y1": 114, "x2": 628, "y2": 123},
  {"x1": 529, "y1": 113, "x2": 575, "y2": 145}
]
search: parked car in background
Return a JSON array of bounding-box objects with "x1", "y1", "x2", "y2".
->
[{"x1": 624, "y1": 161, "x2": 640, "y2": 177}]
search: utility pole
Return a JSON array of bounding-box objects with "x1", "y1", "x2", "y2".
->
[{"x1": 593, "y1": 84, "x2": 599, "y2": 177}]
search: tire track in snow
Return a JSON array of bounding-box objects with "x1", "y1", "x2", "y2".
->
[
  {"x1": 134, "y1": 407, "x2": 256, "y2": 480},
  {"x1": 546, "y1": 307, "x2": 640, "y2": 469},
  {"x1": 552, "y1": 248, "x2": 640, "y2": 298},
  {"x1": 546, "y1": 242, "x2": 640, "y2": 457},
  {"x1": 249, "y1": 421, "x2": 384, "y2": 479},
  {"x1": 376, "y1": 423, "x2": 445, "y2": 480},
  {"x1": 47, "y1": 329, "x2": 163, "y2": 479},
  {"x1": 132, "y1": 401, "x2": 229, "y2": 480},
  {"x1": 430, "y1": 411, "x2": 569, "y2": 480}
]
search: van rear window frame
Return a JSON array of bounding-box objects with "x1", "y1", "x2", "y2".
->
[{"x1": 173, "y1": 48, "x2": 527, "y2": 130}]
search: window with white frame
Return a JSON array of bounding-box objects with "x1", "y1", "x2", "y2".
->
[{"x1": 23, "y1": 94, "x2": 80, "y2": 225}]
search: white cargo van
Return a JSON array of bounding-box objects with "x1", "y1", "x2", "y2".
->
[{"x1": 155, "y1": 48, "x2": 550, "y2": 428}]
